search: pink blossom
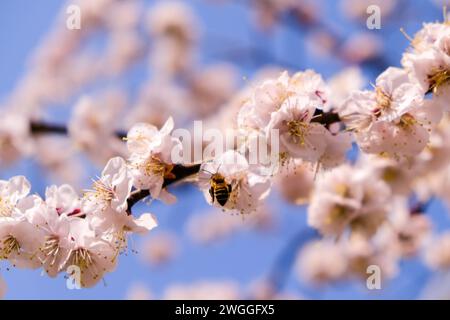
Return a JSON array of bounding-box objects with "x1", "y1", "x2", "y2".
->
[
  {"x1": 308, "y1": 164, "x2": 391, "y2": 237},
  {"x1": 127, "y1": 117, "x2": 182, "y2": 203},
  {"x1": 340, "y1": 67, "x2": 440, "y2": 158}
]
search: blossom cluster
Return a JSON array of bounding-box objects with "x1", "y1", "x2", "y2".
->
[
  {"x1": 237, "y1": 69, "x2": 352, "y2": 169},
  {"x1": 294, "y1": 18, "x2": 450, "y2": 285},
  {"x1": 2, "y1": 1, "x2": 450, "y2": 296},
  {"x1": 0, "y1": 158, "x2": 157, "y2": 288}
]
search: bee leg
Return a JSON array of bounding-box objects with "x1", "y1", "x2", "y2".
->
[{"x1": 228, "y1": 184, "x2": 232, "y2": 193}]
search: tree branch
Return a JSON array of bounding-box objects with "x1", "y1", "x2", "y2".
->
[
  {"x1": 30, "y1": 110, "x2": 341, "y2": 140},
  {"x1": 411, "y1": 198, "x2": 433, "y2": 215},
  {"x1": 30, "y1": 121, "x2": 68, "y2": 135},
  {"x1": 30, "y1": 121, "x2": 127, "y2": 139},
  {"x1": 311, "y1": 109, "x2": 340, "y2": 127}
]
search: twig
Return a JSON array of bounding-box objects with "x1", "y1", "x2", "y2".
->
[
  {"x1": 30, "y1": 121, "x2": 68, "y2": 135},
  {"x1": 30, "y1": 110, "x2": 341, "y2": 140},
  {"x1": 311, "y1": 110, "x2": 340, "y2": 127},
  {"x1": 30, "y1": 121, "x2": 127, "y2": 139},
  {"x1": 410, "y1": 198, "x2": 434, "y2": 215}
]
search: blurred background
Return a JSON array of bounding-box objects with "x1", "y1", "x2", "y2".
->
[{"x1": 1, "y1": 0, "x2": 450, "y2": 299}]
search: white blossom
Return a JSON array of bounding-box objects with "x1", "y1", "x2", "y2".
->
[
  {"x1": 0, "y1": 112, "x2": 32, "y2": 167},
  {"x1": 237, "y1": 71, "x2": 350, "y2": 168},
  {"x1": 83, "y1": 157, "x2": 132, "y2": 213},
  {"x1": 0, "y1": 217, "x2": 43, "y2": 269},
  {"x1": 402, "y1": 22, "x2": 450, "y2": 106},
  {"x1": 126, "y1": 117, "x2": 182, "y2": 204},
  {"x1": 340, "y1": 67, "x2": 441, "y2": 158},
  {"x1": 61, "y1": 218, "x2": 117, "y2": 288},
  {"x1": 68, "y1": 93, "x2": 127, "y2": 164},
  {"x1": 308, "y1": 164, "x2": 391, "y2": 237}
]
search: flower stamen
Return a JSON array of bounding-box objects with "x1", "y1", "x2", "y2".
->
[{"x1": 0, "y1": 235, "x2": 20, "y2": 259}]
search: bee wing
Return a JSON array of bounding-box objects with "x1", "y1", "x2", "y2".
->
[
  {"x1": 196, "y1": 170, "x2": 212, "y2": 189},
  {"x1": 170, "y1": 175, "x2": 199, "y2": 188}
]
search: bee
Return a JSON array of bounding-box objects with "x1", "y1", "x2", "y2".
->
[{"x1": 202, "y1": 167, "x2": 233, "y2": 206}]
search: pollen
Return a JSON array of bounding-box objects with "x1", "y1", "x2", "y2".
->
[
  {"x1": 399, "y1": 113, "x2": 417, "y2": 129},
  {"x1": 375, "y1": 87, "x2": 392, "y2": 114},
  {"x1": 0, "y1": 197, "x2": 12, "y2": 217},
  {"x1": 0, "y1": 235, "x2": 20, "y2": 260},
  {"x1": 326, "y1": 204, "x2": 349, "y2": 225},
  {"x1": 40, "y1": 235, "x2": 60, "y2": 267},
  {"x1": 141, "y1": 156, "x2": 175, "y2": 179},
  {"x1": 286, "y1": 120, "x2": 309, "y2": 146},
  {"x1": 69, "y1": 248, "x2": 94, "y2": 271},
  {"x1": 428, "y1": 68, "x2": 450, "y2": 93},
  {"x1": 334, "y1": 183, "x2": 350, "y2": 198},
  {"x1": 279, "y1": 151, "x2": 290, "y2": 167},
  {"x1": 382, "y1": 167, "x2": 399, "y2": 183},
  {"x1": 112, "y1": 227, "x2": 130, "y2": 258},
  {"x1": 92, "y1": 180, "x2": 115, "y2": 202}
]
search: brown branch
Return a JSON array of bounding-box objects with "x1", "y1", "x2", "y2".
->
[
  {"x1": 410, "y1": 198, "x2": 433, "y2": 215},
  {"x1": 30, "y1": 110, "x2": 341, "y2": 139},
  {"x1": 30, "y1": 121, "x2": 127, "y2": 139},
  {"x1": 30, "y1": 121, "x2": 68, "y2": 135},
  {"x1": 311, "y1": 110, "x2": 341, "y2": 127}
]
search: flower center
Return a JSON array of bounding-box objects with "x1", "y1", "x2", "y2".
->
[
  {"x1": 335, "y1": 184, "x2": 351, "y2": 198},
  {"x1": 0, "y1": 235, "x2": 20, "y2": 259},
  {"x1": 398, "y1": 113, "x2": 417, "y2": 129},
  {"x1": 374, "y1": 87, "x2": 392, "y2": 116},
  {"x1": 0, "y1": 136, "x2": 12, "y2": 149},
  {"x1": 286, "y1": 120, "x2": 309, "y2": 146},
  {"x1": 279, "y1": 151, "x2": 290, "y2": 167},
  {"x1": 349, "y1": 255, "x2": 371, "y2": 276},
  {"x1": 92, "y1": 180, "x2": 115, "y2": 202},
  {"x1": 382, "y1": 167, "x2": 399, "y2": 183},
  {"x1": 40, "y1": 235, "x2": 60, "y2": 267},
  {"x1": 165, "y1": 25, "x2": 189, "y2": 43},
  {"x1": 142, "y1": 156, "x2": 175, "y2": 179},
  {"x1": 326, "y1": 204, "x2": 349, "y2": 225},
  {"x1": 428, "y1": 68, "x2": 450, "y2": 93},
  {"x1": 111, "y1": 227, "x2": 132, "y2": 263},
  {"x1": 69, "y1": 248, "x2": 94, "y2": 271}
]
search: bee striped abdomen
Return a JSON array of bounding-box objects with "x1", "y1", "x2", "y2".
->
[{"x1": 214, "y1": 185, "x2": 231, "y2": 206}]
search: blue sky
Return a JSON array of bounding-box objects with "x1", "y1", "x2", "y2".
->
[{"x1": 0, "y1": 0, "x2": 449, "y2": 299}]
